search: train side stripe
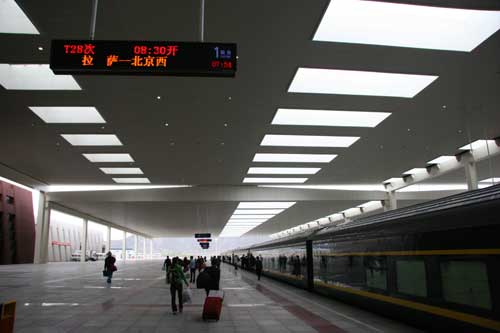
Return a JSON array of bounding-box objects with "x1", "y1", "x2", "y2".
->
[
  {"x1": 317, "y1": 249, "x2": 500, "y2": 257},
  {"x1": 315, "y1": 281, "x2": 500, "y2": 331}
]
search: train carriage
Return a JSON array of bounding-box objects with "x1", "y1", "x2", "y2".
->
[{"x1": 224, "y1": 184, "x2": 500, "y2": 332}]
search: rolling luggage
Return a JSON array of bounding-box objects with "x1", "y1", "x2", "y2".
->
[{"x1": 202, "y1": 290, "x2": 224, "y2": 321}]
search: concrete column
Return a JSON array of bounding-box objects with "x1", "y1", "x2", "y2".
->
[
  {"x1": 81, "y1": 219, "x2": 88, "y2": 263},
  {"x1": 383, "y1": 191, "x2": 397, "y2": 211},
  {"x1": 463, "y1": 154, "x2": 478, "y2": 190},
  {"x1": 133, "y1": 235, "x2": 138, "y2": 260},
  {"x1": 107, "y1": 226, "x2": 111, "y2": 254},
  {"x1": 34, "y1": 193, "x2": 50, "y2": 264},
  {"x1": 149, "y1": 239, "x2": 153, "y2": 259},
  {"x1": 122, "y1": 231, "x2": 127, "y2": 260},
  {"x1": 142, "y1": 237, "x2": 146, "y2": 260}
]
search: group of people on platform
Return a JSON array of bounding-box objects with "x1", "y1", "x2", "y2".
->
[
  {"x1": 163, "y1": 255, "x2": 222, "y2": 314},
  {"x1": 225, "y1": 254, "x2": 264, "y2": 280}
]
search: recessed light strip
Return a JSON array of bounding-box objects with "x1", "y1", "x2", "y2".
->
[
  {"x1": 313, "y1": 0, "x2": 500, "y2": 52},
  {"x1": 288, "y1": 68, "x2": 438, "y2": 98},
  {"x1": 253, "y1": 153, "x2": 336, "y2": 163},
  {"x1": 272, "y1": 108, "x2": 391, "y2": 128}
]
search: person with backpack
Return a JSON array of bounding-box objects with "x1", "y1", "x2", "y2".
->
[
  {"x1": 168, "y1": 257, "x2": 189, "y2": 314},
  {"x1": 103, "y1": 252, "x2": 116, "y2": 284}
]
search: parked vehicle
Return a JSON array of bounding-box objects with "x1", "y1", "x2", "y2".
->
[{"x1": 71, "y1": 250, "x2": 98, "y2": 261}]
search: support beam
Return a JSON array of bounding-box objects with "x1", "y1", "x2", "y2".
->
[
  {"x1": 34, "y1": 193, "x2": 50, "y2": 264},
  {"x1": 383, "y1": 191, "x2": 397, "y2": 211},
  {"x1": 81, "y1": 219, "x2": 88, "y2": 263},
  {"x1": 142, "y1": 237, "x2": 146, "y2": 260},
  {"x1": 149, "y1": 239, "x2": 153, "y2": 259},
  {"x1": 462, "y1": 154, "x2": 478, "y2": 190},
  {"x1": 107, "y1": 226, "x2": 111, "y2": 254},
  {"x1": 134, "y1": 235, "x2": 138, "y2": 260},
  {"x1": 122, "y1": 231, "x2": 126, "y2": 261}
]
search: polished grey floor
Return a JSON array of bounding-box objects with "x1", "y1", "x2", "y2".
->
[{"x1": 0, "y1": 260, "x2": 421, "y2": 332}]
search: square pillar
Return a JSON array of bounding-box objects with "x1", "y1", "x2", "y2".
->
[
  {"x1": 142, "y1": 237, "x2": 146, "y2": 260},
  {"x1": 81, "y1": 219, "x2": 88, "y2": 263},
  {"x1": 134, "y1": 235, "x2": 138, "y2": 260},
  {"x1": 149, "y1": 239, "x2": 153, "y2": 259},
  {"x1": 122, "y1": 231, "x2": 126, "y2": 260},
  {"x1": 107, "y1": 226, "x2": 111, "y2": 254},
  {"x1": 34, "y1": 193, "x2": 50, "y2": 264}
]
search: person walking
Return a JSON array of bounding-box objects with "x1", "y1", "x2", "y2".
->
[
  {"x1": 168, "y1": 257, "x2": 189, "y2": 314},
  {"x1": 104, "y1": 252, "x2": 116, "y2": 284},
  {"x1": 189, "y1": 256, "x2": 197, "y2": 283},
  {"x1": 163, "y1": 256, "x2": 172, "y2": 283},
  {"x1": 255, "y1": 256, "x2": 263, "y2": 281}
]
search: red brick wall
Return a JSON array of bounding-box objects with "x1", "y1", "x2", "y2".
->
[{"x1": 0, "y1": 181, "x2": 35, "y2": 264}]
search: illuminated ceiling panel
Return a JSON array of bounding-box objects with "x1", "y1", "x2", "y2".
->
[{"x1": 314, "y1": 0, "x2": 500, "y2": 52}]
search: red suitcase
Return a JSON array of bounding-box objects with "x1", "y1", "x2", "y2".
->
[{"x1": 202, "y1": 290, "x2": 224, "y2": 321}]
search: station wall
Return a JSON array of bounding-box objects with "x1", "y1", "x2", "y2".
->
[
  {"x1": 48, "y1": 213, "x2": 105, "y2": 262},
  {"x1": 0, "y1": 180, "x2": 35, "y2": 264}
]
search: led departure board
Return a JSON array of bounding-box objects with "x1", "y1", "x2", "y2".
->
[{"x1": 50, "y1": 40, "x2": 237, "y2": 77}]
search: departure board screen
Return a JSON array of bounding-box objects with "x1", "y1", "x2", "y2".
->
[{"x1": 50, "y1": 40, "x2": 237, "y2": 77}]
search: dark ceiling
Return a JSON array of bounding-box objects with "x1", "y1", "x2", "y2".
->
[{"x1": 1, "y1": 0, "x2": 500, "y2": 237}]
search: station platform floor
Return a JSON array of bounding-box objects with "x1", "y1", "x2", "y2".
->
[{"x1": 0, "y1": 260, "x2": 422, "y2": 333}]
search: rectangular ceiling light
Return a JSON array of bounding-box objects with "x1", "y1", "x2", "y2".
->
[
  {"x1": 243, "y1": 177, "x2": 307, "y2": 184},
  {"x1": 238, "y1": 202, "x2": 296, "y2": 209},
  {"x1": 112, "y1": 178, "x2": 150, "y2": 184},
  {"x1": 82, "y1": 153, "x2": 134, "y2": 163},
  {"x1": 313, "y1": 0, "x2": 500, "y2": 52},
  {"x1": 402, "y1": 168, "x2": 427, "y2": 175},
  {"x1": 29, "y1": 107, "x2": 105, "y2": 123},
  {"x1": 427, "y1": 156, "x2": 456, "y2": 164},
  {"x1": 230, "y1": 214, "x2": 275, "y2": 219},
  {"x1": 100, "y1": 168, "x2": 143, "y2": 175},
  {"x1": 261, "y1": 134, "x2": 359, "y2": 148},
  {"x1": 0, "y1": 64, "x2": 81, "y2": 90},
  {"x1": 253, "y1": 153, "x2": 336, "y2": 163},
  {"x1": 459, "y1": 140, "x2": 496, "y2": 151},
  {"x1": 0, "y1": 0, "x2": 40, "y2": 34},
  {"x1": 288, "y1": 68, "x2": 438, "y2": 98},
  {"x1": 61, "y1": 134, "x2": 122, "y2": 146},
  {"x1": 227, "y1": 219, "x2": 268, "y2": 223},
  {"x1": 233, "y1": 209, "x2": 284, "y2": 215},
  {"x1": 248, "y1": 167, "x2": 320, "y2": 175},
  {"x1": 272, "y1": 108, "x2": 391, "y2": 127}
]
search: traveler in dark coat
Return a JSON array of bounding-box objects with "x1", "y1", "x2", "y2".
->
[
  {"x1": 163, "y1": 256, "x2": 172, "y2": 283},
  {"x1": 255, "y1": 257, "x2": 263, "y2": 281},
  {"x1": 104, "y1": 252, "x2": 116, "y2": 283}
]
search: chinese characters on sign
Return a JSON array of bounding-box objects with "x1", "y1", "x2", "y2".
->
[{"x1": 51, "y1": 40, "x2": 237, "y2": 77}]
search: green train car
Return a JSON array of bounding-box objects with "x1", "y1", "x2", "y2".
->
[{"x1": 224, "y1": 184, "x2": 500, "y2": 332}]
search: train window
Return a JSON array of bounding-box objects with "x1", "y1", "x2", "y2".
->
[
  {"x1": 440, "y1": 261, "x2": 492, "y2": 310},
  {"x1": 396, "y1": 259, "x2": 427, "y2": 297},
  {"x1": 364, "y1": 257, "x2": 387, "y2": 290}
]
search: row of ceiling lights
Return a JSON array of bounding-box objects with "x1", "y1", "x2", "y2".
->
[
  {"x1": 219, "y1": 201, "x2": 296, "y2": 237},
  {"x1": 30, "y1": 107, "x2": 151, "y2": 184},
  {"x1": 264, "y1": 0, "x2": 500, "y2": 238},
  {"x1": 0, "y1": 2, "x2": 152, "y2": 184}
]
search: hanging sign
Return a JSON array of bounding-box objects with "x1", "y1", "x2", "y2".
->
[{"x1": 50, "y1": 40, "x2": 237, "y2": 77}]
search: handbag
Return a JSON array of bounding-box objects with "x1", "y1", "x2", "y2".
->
[
  {"x1": 102, "y1": 270, "x2": 109, "y2": 277},
  {"x1": 182, "y1": 288, "x2": 192, "y2": 304},
  {"x1": 111, "y1": 265, "x2": 117, "y2": 272}
]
